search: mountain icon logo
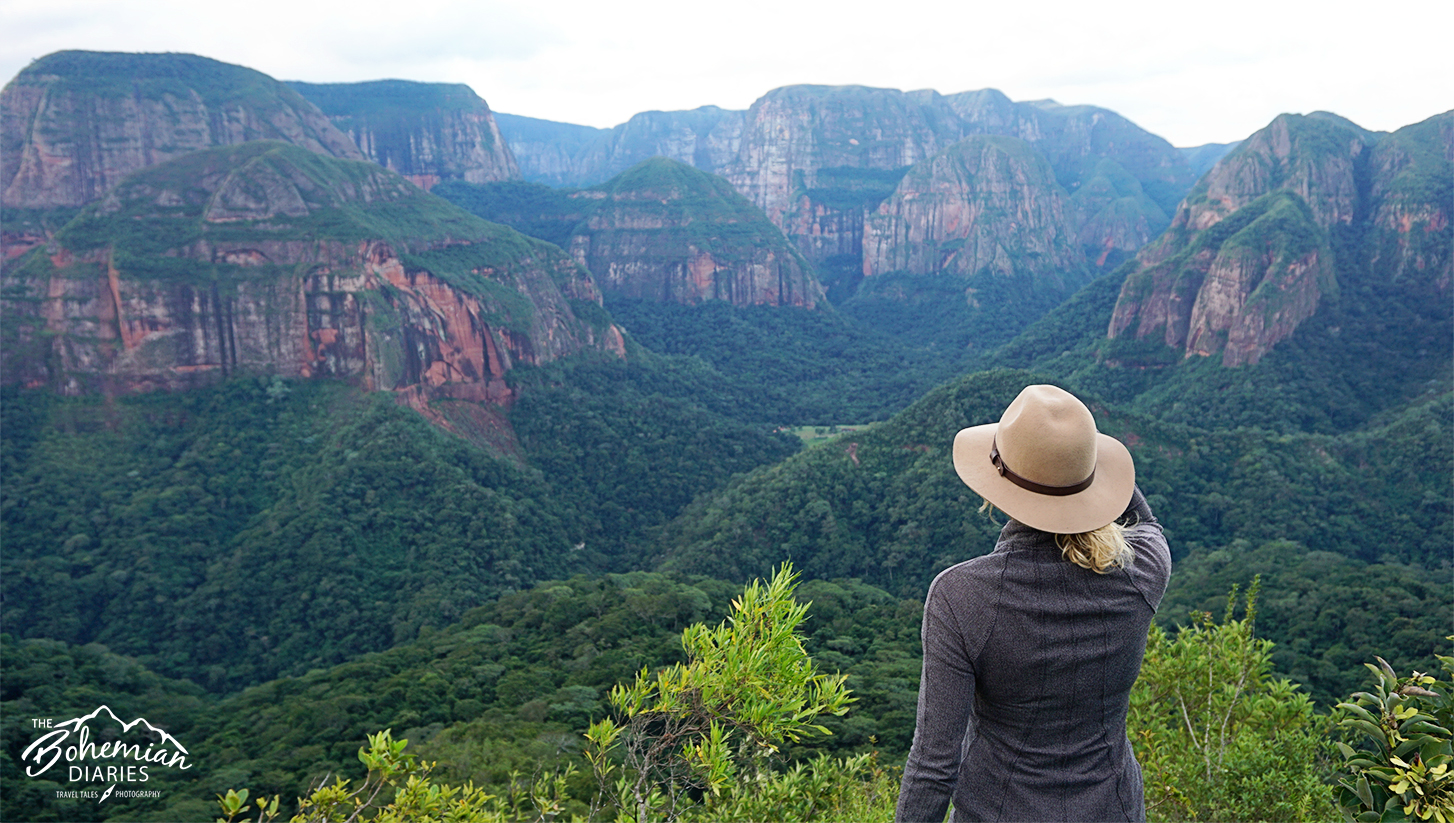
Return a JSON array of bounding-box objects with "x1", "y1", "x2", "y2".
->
[{"x1": 20, "y1": 705, "x2": 192, "y2": 784}]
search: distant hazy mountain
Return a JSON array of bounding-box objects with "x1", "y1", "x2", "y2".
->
[
  {"x1": 437, "y1": 157, "x2": 824, "y2": 308},
  {"x1": 496, "y1": 105, "x2": 746, "y2": 191},
  {"x1": 498, "y1": 85, "x2": 1196, "y2": 276},
  {"x1": 288, "y1": 79, "x2": 520, "y2": 189},
  {"x1": 863, "y1": 135, "x2": 1086, "y2": 286},
  {"x1": 1180, "y1": 141, "x2": 1242, "y2": 176},
  {"x1": 492, "y1": 112, "x2": 609, "y2": 187}
]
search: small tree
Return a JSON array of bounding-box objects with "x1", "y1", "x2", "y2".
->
[
  {"x1": 1333, "y1": 647, "x2": 1453, "y2": 822},
  {"x1": 584, "y1": 563, "x2": 854, "y2": 823},
  {"x1": 1128, "y1": 578, "x2": 1335, "y2": 821}
]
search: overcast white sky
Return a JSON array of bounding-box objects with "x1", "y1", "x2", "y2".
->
[{"x1": 3, "y1": 0, "x2": 1450, "y2": 148}]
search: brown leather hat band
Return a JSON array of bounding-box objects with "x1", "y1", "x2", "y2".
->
[{"x1": 989, "y1": 438, "x2": 1095, "y2": 497}]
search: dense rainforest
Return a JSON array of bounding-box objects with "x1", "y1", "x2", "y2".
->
[
  {"x1": 2, "y1": 51, "x2": 1450, "y2": 821},
  {"x1": 2, "y1": 326, "x2": 1449, "y2": 820}
]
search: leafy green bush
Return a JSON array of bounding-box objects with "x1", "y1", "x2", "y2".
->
[
  {"x1": 1128, "y1": 579, "x2": 1335, "y2": 821},
  {"x1": 584, "y1": 564, "x2": 853, "y2": 822},
  {"x1": 1333, "y1": 650, "x2": 1453, "y2": 822}
]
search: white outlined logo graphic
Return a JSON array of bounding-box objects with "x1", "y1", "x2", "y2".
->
[{"x1": 20, "y1": 706, "x2": 191, "y2": 802}]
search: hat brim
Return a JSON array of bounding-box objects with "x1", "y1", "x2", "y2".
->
[{"x1": 952, "y1": 423, "x2": 1135, "y2": 534}]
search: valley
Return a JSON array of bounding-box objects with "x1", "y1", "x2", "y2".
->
[{"x1": 0, "y1": 49, "x2": 1450, "y2": 822}]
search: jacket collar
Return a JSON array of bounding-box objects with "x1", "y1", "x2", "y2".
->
[{"x1": 993, "y1": 518, "x2": 1061, "y2": 554}]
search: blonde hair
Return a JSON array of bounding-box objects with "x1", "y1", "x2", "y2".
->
[
  {"x1": 1056, "y1": 522, "x2": 1133, "y2": 574},
  {"x1": 979, "y1": 499, "x2": 1133, "y2": 574}
]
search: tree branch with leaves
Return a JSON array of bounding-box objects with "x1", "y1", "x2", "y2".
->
[{"x1": 584, "y1": 563, "x2": 854, "y2": 823}]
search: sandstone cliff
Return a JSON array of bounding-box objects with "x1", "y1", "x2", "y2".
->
[
  {"x1": 288, "y1": 80, "x2": 520, "y2": 190},
  {"x1": 1108, "y1": 191, "x2": 1335, "y2": 367},
  {"x1": 566, "y1": 158, "x2": 824, "y2": 307},
  {"x1": 1, "y1": 51, "x2": 362, "y2": 210},
  {"x1": 1364, "y1": 111, "x2": 1454, "y2": 292},
  {"x1": 1161, "y1": 112, "x2": 1371, "y2": 239},
  {"x1": 1, "y1": 142, "x2": 623, "y2": 399},
  {"x1": 862, "y1": 136, "x2": 1084, "y2": 290},
  {"x1": 493, "y1": 113, "x2": 608, "y2": 187},
  {"x1": 722, "y1": 86, "x2": 1195, "y2": 271},
  {"x1": 497, "y1": 85, "x2": 1194, "y2": 275},
  {"x1": 498, "y1": 107, "x2": 743, "y2": 188},
  {"x1": 1108, "y1": 110, "x2": 1452, "y2": 367},
  {"x1": 722, "y1": 85, "x2": 955, "y2": 227},
  {"x1": 576, "y1": 106, "x2": 744, "y2": 185}
]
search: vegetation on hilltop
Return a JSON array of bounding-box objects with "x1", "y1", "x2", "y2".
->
[
  {"x1": 24, "y1": 140, "x2": 593, "y2": 353},
  {"x1": 440, "y1": 157, "x2": 814, "y2": 273},
  {"x1": 8, "y1": 50, "x2": 312, "y2": 111},
  {"x1": 53, "y1": 141, "x2": 546, "y2": 277},
  {"x1": 793, "y1": 165, "x2": 908, "y2": 212},
  {"x1": 433, "y1": 179, "x2": 586, "y2": 248},
  {"x1": 287, "y1": 79, "x2": 493, "y2": 121}
]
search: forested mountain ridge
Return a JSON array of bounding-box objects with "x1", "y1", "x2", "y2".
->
[
  {"x1": 984, "y1": 111, "x2": 1451, "y2": 436},
  {"x1": 287, "y1": 79, "x2": 521, "y2": 189},
  {"x1": 438, "y1": 158, "x2": 826, "y2": 308},
  {"x1": 0, "y1": 141, "x2": 622, "y2": 400},
  {"x1": 2, "y1": 48, "x2": 1451, "y2": 823},
  {"x1": 0, "y1": 51, "x2": 363, "y2": 261},
  {"x1": 497, "y1": 84, "x2": 1195, "y2": 283},
  {"x1": 1109, "y1": 110, "x2": 1452, "y2": 367},
  {"x1": 1, "y1": 571, "x2": 921, "y2": 822},
  {"x1": 0, "y1": 381, "x2": 590, "y2": 692},
  {"x1": 486, "y1": 83, "x2": 1204, "y2": 358}
]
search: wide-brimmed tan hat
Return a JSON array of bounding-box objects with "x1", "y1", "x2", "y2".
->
[{"x1": 953, "y1": 384, "x2": 1135, "y2": 534}]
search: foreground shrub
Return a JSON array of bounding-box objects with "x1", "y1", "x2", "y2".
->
[
  {"x1": 1128, "y1": 578, "x2": 1335, "y2": 821},
  {"x1": 1334, "y1": 647, "x2": 1453, "y2": 822}
]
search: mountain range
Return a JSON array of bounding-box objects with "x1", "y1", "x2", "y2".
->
[{"x1": 0, "y1": 47, "x2": 1449, "y2": 823}]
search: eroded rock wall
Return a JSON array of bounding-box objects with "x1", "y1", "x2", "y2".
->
[{"x1": 2, "y1": 51, "x2": 362, "y2": 209}]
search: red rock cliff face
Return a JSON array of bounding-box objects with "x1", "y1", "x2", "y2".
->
[
  {"x1": 782, "y1": 196, "x2": 864, "y2": 261},
  {"x1": 707, "y1": 85, "x2": 1194, "y2": 281},
  {"x1": 1161, "y1": 113, "x2": 1369, "y2": 241},
  {"x1": 288, "y1": 80, "x2": 521, "y2": 189},
  {"x1": 1, "y1": 142, "x2": 623, "y2": 400},
  {"x1": 566, "y1": 158, "x2": 824, "y2": 308},
  {"x1": 1, "y1": 51, "x2": 362, "y2": 209},
  {"x1": 1184, "y1": 242, "x2": 1332, "y2": 367},
  {"x1": 1365, "y1": 111, "x2": 1454, "y2": 292},
  {"x1": 1107, "y1": 190, "x2": 1336, "y2": 368},
  {"x1": 3, "y1": 239, "x2": 623, "y2": 400},
  {"x1": 1107, "y1": 111, "x2": 1452, "y2": 368},
  {"x1": 862, "y1": 136, "x2": 1084, "y2": 284}
]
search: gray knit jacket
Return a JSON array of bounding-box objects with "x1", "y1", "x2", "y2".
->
[{"x1": 895, "y1": 489, "x2": 1170, "y2": 823}]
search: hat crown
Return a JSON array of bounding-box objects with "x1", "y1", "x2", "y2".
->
[{"x1": 996, "y1": 386, "x2": 1098, "y2": 489}]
